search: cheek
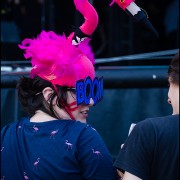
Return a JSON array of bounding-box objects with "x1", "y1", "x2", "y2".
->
[
  {"x1": 67, "y1": 92, "x2": 79, "y2": 111},
  {"x1": 168, "y1": 86, "x2": 173, "y2": 99},
  {"x1": 69, "y1": 101, "x2": 79, "y2": 111},
  {"x1": 168, "y1": 89, "x2": 171, "y2": 99},
  {"x1": 168, "y1": 85, "x2": 179, "y2": 105},
  {"x1": 67, "y1": 92, "x2": 76, "y2": 103}
]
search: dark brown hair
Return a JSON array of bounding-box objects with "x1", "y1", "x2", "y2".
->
[
  {"x1": 168, "y1": 51, "x2": 179, "y2": 85},
  {"x1": 16, "y1": 76, "x2": 70, "y2": 118}
]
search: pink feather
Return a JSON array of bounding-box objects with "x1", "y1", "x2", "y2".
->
[
  {"x1": 73, "y1": 0, "x2": 99, "y2": 35},
  {"x1": 109, "y1": 0, "x2": 134, "y2": 10},
  {"x1": 18, "y1": 31, "x2": 95, "y2": 87}
]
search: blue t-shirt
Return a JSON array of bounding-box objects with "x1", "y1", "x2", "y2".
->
[{"x1": 1, "y1": 117, "x2": 119, "y2": 180}]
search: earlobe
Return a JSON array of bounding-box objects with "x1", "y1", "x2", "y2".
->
[
  {"x1": 42, "y1": 87, "x2": 54, "y2": 102},
  {"x1": 168, "y1": 98, "x2": 171, "y2": 104}
]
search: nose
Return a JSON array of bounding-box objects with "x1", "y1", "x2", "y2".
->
[{"x1": 88, "y1": 98, "x2": 94, "y2": 106}]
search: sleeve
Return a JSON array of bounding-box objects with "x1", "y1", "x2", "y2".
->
[
  {"x1": 113, "y1": 119, "x2": 156, "y2": 179},
  {"x1": 1, "y1": 124, "x2": 10, "y2": 141},
  {"x1": 76, "y1": 125, "x2": 119, "y2": 180}
]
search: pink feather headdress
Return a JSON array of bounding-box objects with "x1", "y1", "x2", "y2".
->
[{"x1": 19, "y1": 0, "x2": 99, "y2": 88}]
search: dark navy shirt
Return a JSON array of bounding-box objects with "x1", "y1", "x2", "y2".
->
[
  {"x1": 1, "y1": 117, "x2": 119, "y2": 180},
  {"x1": 114, "y1": 115, "x2": 179, "y2": 180}
]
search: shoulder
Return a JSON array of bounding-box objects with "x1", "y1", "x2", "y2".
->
[
  {"x1": 137, "y1": 114, "x2": 179, "y2": 129},
  {"x1": 73, "y1": 121, "x2": 101, "y2": 139},
  {"x1": 74, "y1": 122, "x2": 109, "y2": 152},
  {"x1": 1, "y1": 121, "x2": 19, "y2": 132},
  {"x1": 62, "y1": 121, "x2": 102, "y2": 144},
  {"x1": 1, "y1": 117, "x2": 29, "y2": 136},
  {"x1": 144, "y1": 114, "x2": 179, "y2": 122},
  {"x1": 68, "y1": 121, "x2": 97, "y2": 134},
  {"x1": 130, "y1": 114, "x2": 179, "y2": 141},
  {"x1": 71, "y1": 121, "x2": 98, "y2": 133},
  {"x1": 1, "y1": 121, "x2": 19, "y2": 139}
]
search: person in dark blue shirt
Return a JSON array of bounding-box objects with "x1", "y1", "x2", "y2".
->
[{"x1": 114, "y1": 51, "x2": 179, "y2": 180}]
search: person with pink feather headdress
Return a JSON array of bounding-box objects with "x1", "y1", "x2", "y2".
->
[{"x1": 1, "y1": 0, "x2": 119, "y2": 179}]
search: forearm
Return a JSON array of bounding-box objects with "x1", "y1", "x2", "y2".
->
[{"x1": 122, "y1": 171, "x2": 142, "y2": 180}]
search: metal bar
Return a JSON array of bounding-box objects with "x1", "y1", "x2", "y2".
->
[
  {"x1": 96, "y1": 49, "x2": 178, "y2": 64},
  {"x1": 1, "y1": 66, "x2": 168, "y2": 89},
  {"x1": 1, "y1": 49, "x2": 178, "y2": 66},
  {"x1": 96, "y1": 66, "x2": 168, "y2": 88}
]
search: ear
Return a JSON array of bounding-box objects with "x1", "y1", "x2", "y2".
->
[{"x1": 42, "y1": 87, "x2": 54, "y2": 102}]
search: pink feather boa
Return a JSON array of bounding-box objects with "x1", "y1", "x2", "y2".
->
[{"x1": 19, "y1": 31, "x2": 95, "y2": 87}]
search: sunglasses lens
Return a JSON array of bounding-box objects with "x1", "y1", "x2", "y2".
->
[
  {"x1": 86, "y1": 84, "x2": 90, "y2": 97},
  {"x1": 93, "y1": 85, "x2": 97, "y2": 96}
]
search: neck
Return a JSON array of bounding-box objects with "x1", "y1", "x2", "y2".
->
[{"x1": 30, "y1": 110, "x2": 57, "y2": 122}]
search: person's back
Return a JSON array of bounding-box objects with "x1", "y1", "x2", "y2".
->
[
  {"x1": 148, "y1": 115, "x2": 179, "y2": 179},
  {"x1": 1, "y1": 118, "x2": 117, "y2": 179},
  {"x1": 114, "y1": 51, "x2": 179, "y2": 180},
  {"x1": 1, "y1": 0, "x2": 119, "y2": 179},
  {"x1": 114, "y1": 114, "x2": 179, "y2": 180}
]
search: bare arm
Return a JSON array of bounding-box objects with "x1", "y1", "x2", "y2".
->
[
  {"x1": 117, "y1": 170, "x2": 142, "y2": 180},
  {"x1": 120, "y1": 171, "x2": 142, "y2": 180},
  {"x1": 117, "y1": 170, "x2": 124, "y2": 178}
]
